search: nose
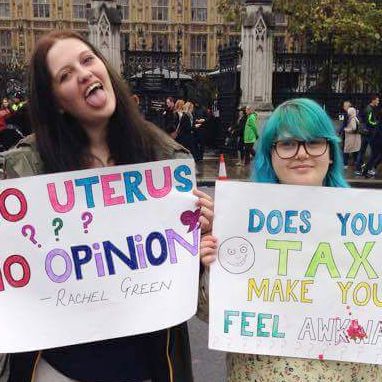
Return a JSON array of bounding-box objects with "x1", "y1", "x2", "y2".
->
[
  {"x1": 77, "y1": 66, "x2": 92, "y2": 83},
  {"x1": 295, "y1": 142, "x2": 309, "y2": 159}
]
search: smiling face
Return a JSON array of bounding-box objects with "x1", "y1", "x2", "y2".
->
[
  {"x1": 47, "y1": 38, "x2": 116, "y2": 129},
  {"x1": 271, "y1": 138, "x2": 331, "y2": 187},
  {"x1": 218, "y1": 237, "x2": 255, "y2": 274}
]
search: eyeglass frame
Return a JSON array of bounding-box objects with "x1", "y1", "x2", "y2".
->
[{"x1": 272, "y1": 138, "x2": 329, "y2": 159}]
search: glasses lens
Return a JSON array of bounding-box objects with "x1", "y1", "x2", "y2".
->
[
  {"x1": 275, "y1": 140, "x2": 299, "y2": 158},
  {"x1": 305, "y1": 138, "x2": 328, "y2": 156}
]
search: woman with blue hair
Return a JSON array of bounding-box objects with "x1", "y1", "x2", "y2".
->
[
  {"x1": 199, "y1": 98, "x2": 382, "y2": 381},
  {"x1": 254, "y1": 97, "x2": 348, "y2": 187}
]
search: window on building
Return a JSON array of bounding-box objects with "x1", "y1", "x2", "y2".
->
[
  {"x1": 274, "y1": 13, "x2": 286, "y2": 25},
  {"x1": 190, "y1": 35, "x2": 207, "y2": 70},
  {"x1": 72, "y1": 0, "x2": 86, "y2": 19},
  {"x1": 274, "y1": 35, "x2": 286, "y2": 52},
  {"x1": 0, "y1": 0, "x2": 10, "y2": 18},
  {"x1": 152, "y1": 0, "x2": 168, "y2": 21},
  {"x1": 191, "y1": 0, "x2": 207, "y2": 22},
  {"x1": 33, "y1": 0, "x2": 50, "y2": 18},
  {"x1": 0, "y1": 30, "x2": 11, "y2": 63},
  {"x1": 152, "y1": 34, "x2": 169, "y2": 51},
  {"x1": 117, "y1": 0, "x2": 129, "y2": 20}
]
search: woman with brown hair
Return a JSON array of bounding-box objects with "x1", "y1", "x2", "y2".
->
[
  {"x1": 173, "y1": 101, "x2": 196, "y2": 159},
  {"x1": 0, "y1": 30, "x2": 214, "y2": 382}
]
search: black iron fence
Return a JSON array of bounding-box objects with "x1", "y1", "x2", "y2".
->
[
  {"x1": 215, "y1": 43, "x2": 242, "y2": 130},
  {"x1": 123, "y1": 45, "x2": 189, "y2": 125},
  {"x1": 273, "y1": 48, "x2": 382, "y2": 117},
  {"x1": 0, "y1": 62, "x2": 27, "y2": 99}
]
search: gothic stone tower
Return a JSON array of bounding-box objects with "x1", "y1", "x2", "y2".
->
[{"x1": 87, "y1": 0, "x2": 122, "y2": 73}]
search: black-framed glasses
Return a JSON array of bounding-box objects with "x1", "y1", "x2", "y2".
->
[{"x1": 272, "y1": 138, "x2": 329, "y2": 159}]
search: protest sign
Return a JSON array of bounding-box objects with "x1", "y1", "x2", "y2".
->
[
  {"x1": 209, "y1": 180, "x2": 382, "y2": 364},
  {"x1": 0, "y1": 159, "x2": 200, "y2": 352}
]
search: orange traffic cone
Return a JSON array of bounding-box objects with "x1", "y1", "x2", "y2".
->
[{"x1": 218, "y1": 154, "x2": 228, "y2": 180}]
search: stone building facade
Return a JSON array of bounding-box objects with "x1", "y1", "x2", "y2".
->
[{"x1": 0, "y1": 0, "x2": 241, "y2": 71}]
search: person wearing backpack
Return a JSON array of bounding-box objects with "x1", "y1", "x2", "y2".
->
[{"x1": 343, "y1": 107, "x2": 361, "y2": 168}]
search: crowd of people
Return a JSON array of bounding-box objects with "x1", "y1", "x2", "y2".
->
[
  {"x1": 160, "y1": 96, "x2": 221, "y2": 162},
  {"x1": 339, "y1": 95, "x2": 382, "y2": 178},
  {"x1": 0, "y1": 28, "x2": 381, "y2": 382},
  {"x1": 0, "y1": 94, "x2": 30, "y2": 151}
]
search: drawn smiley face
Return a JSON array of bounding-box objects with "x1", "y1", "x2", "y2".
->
[{"x1": 218, "y1": 237, "x2": 255, "y2": 274}]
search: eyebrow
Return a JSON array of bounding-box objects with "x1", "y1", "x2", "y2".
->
[{"x1": 53, "y1": 49, "x2": 94, "y2": 80}]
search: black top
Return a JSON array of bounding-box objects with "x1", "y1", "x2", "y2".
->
[{"x1": 43, "y1": 330, "x2": 170, "y2": 381}]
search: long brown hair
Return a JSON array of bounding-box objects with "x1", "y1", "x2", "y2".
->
[{"x1": 29, "y1": 30, "x2": 176, "y2": 173}]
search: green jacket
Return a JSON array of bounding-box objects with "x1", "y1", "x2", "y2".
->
[
  {"x1": 0, "y1": 134, "x2": 194, "y2": 382},
  {"x1": 244, "y1": 113, "x2": 259, "y2": 144}
]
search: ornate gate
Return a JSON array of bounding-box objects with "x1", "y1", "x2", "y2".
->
[{"x1": 273, "y1": 47, "x2": 382, "y2": 117}]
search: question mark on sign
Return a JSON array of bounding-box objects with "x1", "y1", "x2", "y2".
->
[
  {"x1": 81, "y1": 212, "x2": 93, "y2": 234},
  {"x1": 21, "y1": 224, "x2": 42, "y2": 248},
  {"x1": 52, "y1": 218, "x2": 64, "y2": 241}
]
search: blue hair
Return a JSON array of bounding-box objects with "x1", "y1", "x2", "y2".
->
[{"x1": 253, "y1": 98, "x2": 348, "y2": 188}]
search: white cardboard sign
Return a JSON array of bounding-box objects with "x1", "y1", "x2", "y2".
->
[
  {"x1": 210, "y1": 180, "x2": 382, "y2": 364},
  {"x1": 0, "y1": 159, "x2": 200, "y2": 352}
]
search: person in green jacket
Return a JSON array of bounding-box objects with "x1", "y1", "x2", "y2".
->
[{"x1": 243, "y1": 105, "x2": 259, "y2": 165}]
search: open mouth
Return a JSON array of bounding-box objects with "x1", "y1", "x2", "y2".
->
[
  {"x1": 84, "y1": 82, "x2": 106, "y2": 108},
  {"x1": 85, "y1": 82, "x2": 104, "y2": 98}
]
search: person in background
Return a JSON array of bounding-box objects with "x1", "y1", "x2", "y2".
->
[
  {"x1": 243, "y1": 105, "x2": 258, "y2": 166},
  {"x1": 0, "y1": 98, "x2": 11, "y2": 132},
  {"x1": 162, "y1": 96, "x2": 176, "y2": 134},
  {"x1": 0, "y1": 29, "x2": 213, "y2": 382},
  {"x1": 10, "y1": 92, "x2": 25, "y2": 112},
  {"x1": 354, "y1": 95, "x2": 379, "y2": 176},
  {"x1": 339, "y1": 101, "x2": 351, "y2": 133},
  {"x1": 343, "y1": 106, "x2": 361, "y2": 168},
  {"x1": 199, "y1": 98, "x2": 382, "y2": 382},
  {"x1": 193, "y1": 101, "x2": 207, "y2": 162},
  {"x1": 174, "y1": 101, "x2": 196, "y2": 160},
  {"x1": 230, "y1": 107, "x2": 247, "y2": 166},
  {"x1": 362, "y1": 107, "x2": 382, "y2": 178}
]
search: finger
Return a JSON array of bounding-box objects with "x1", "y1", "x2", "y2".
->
[
  {"x1": 200, "y1": 246, "x2": 217, "y2": 256},
  {"x1": 199, "y1": 206, "x2": 214, "y2": 221},
  {"x1": 196, "y1": 197, "x2": 214, "y2": 210},
  {"x1": 201, "y1": 234, "x2": 218, "y2": 243},
  {"x1": 193, "y1": 189, "x2": 213, "y2": 202},
  {"x1": 199, "y1": 216, "x2": 211, "y2": 232},
  {"x1": 200, "y1": 254, "x2": 217, "y2": 266},
  {"x1": 200, "y1": 240, "x2": 218, "y2": 250}
]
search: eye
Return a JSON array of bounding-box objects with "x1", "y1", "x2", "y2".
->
[
  {"x1": 307, "y1": 138, "x2": 326, "y2": 147},
  {"x1": 82, "y1": 55, "x2": 95, "y2": 65},
  {"x1": 278, "y1": 140, "x2": 298, "y2": 149},
  {"x1": 59, "y1": 71, "x2": 70, "y2": 83},
  {"x1": 240, "y1": 245, "x2": 248, "y2": 253},
  {"x1": 227, "y1": 248, "x2": 235, "y2": 255}
]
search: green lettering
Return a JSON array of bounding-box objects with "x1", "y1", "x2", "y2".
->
[
  {"x1": 266, "y1": 240, "x2": 302, "y2": 276},
  {"x1": 305, "y1": 242, "x2": 340, "y2": 278}
]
